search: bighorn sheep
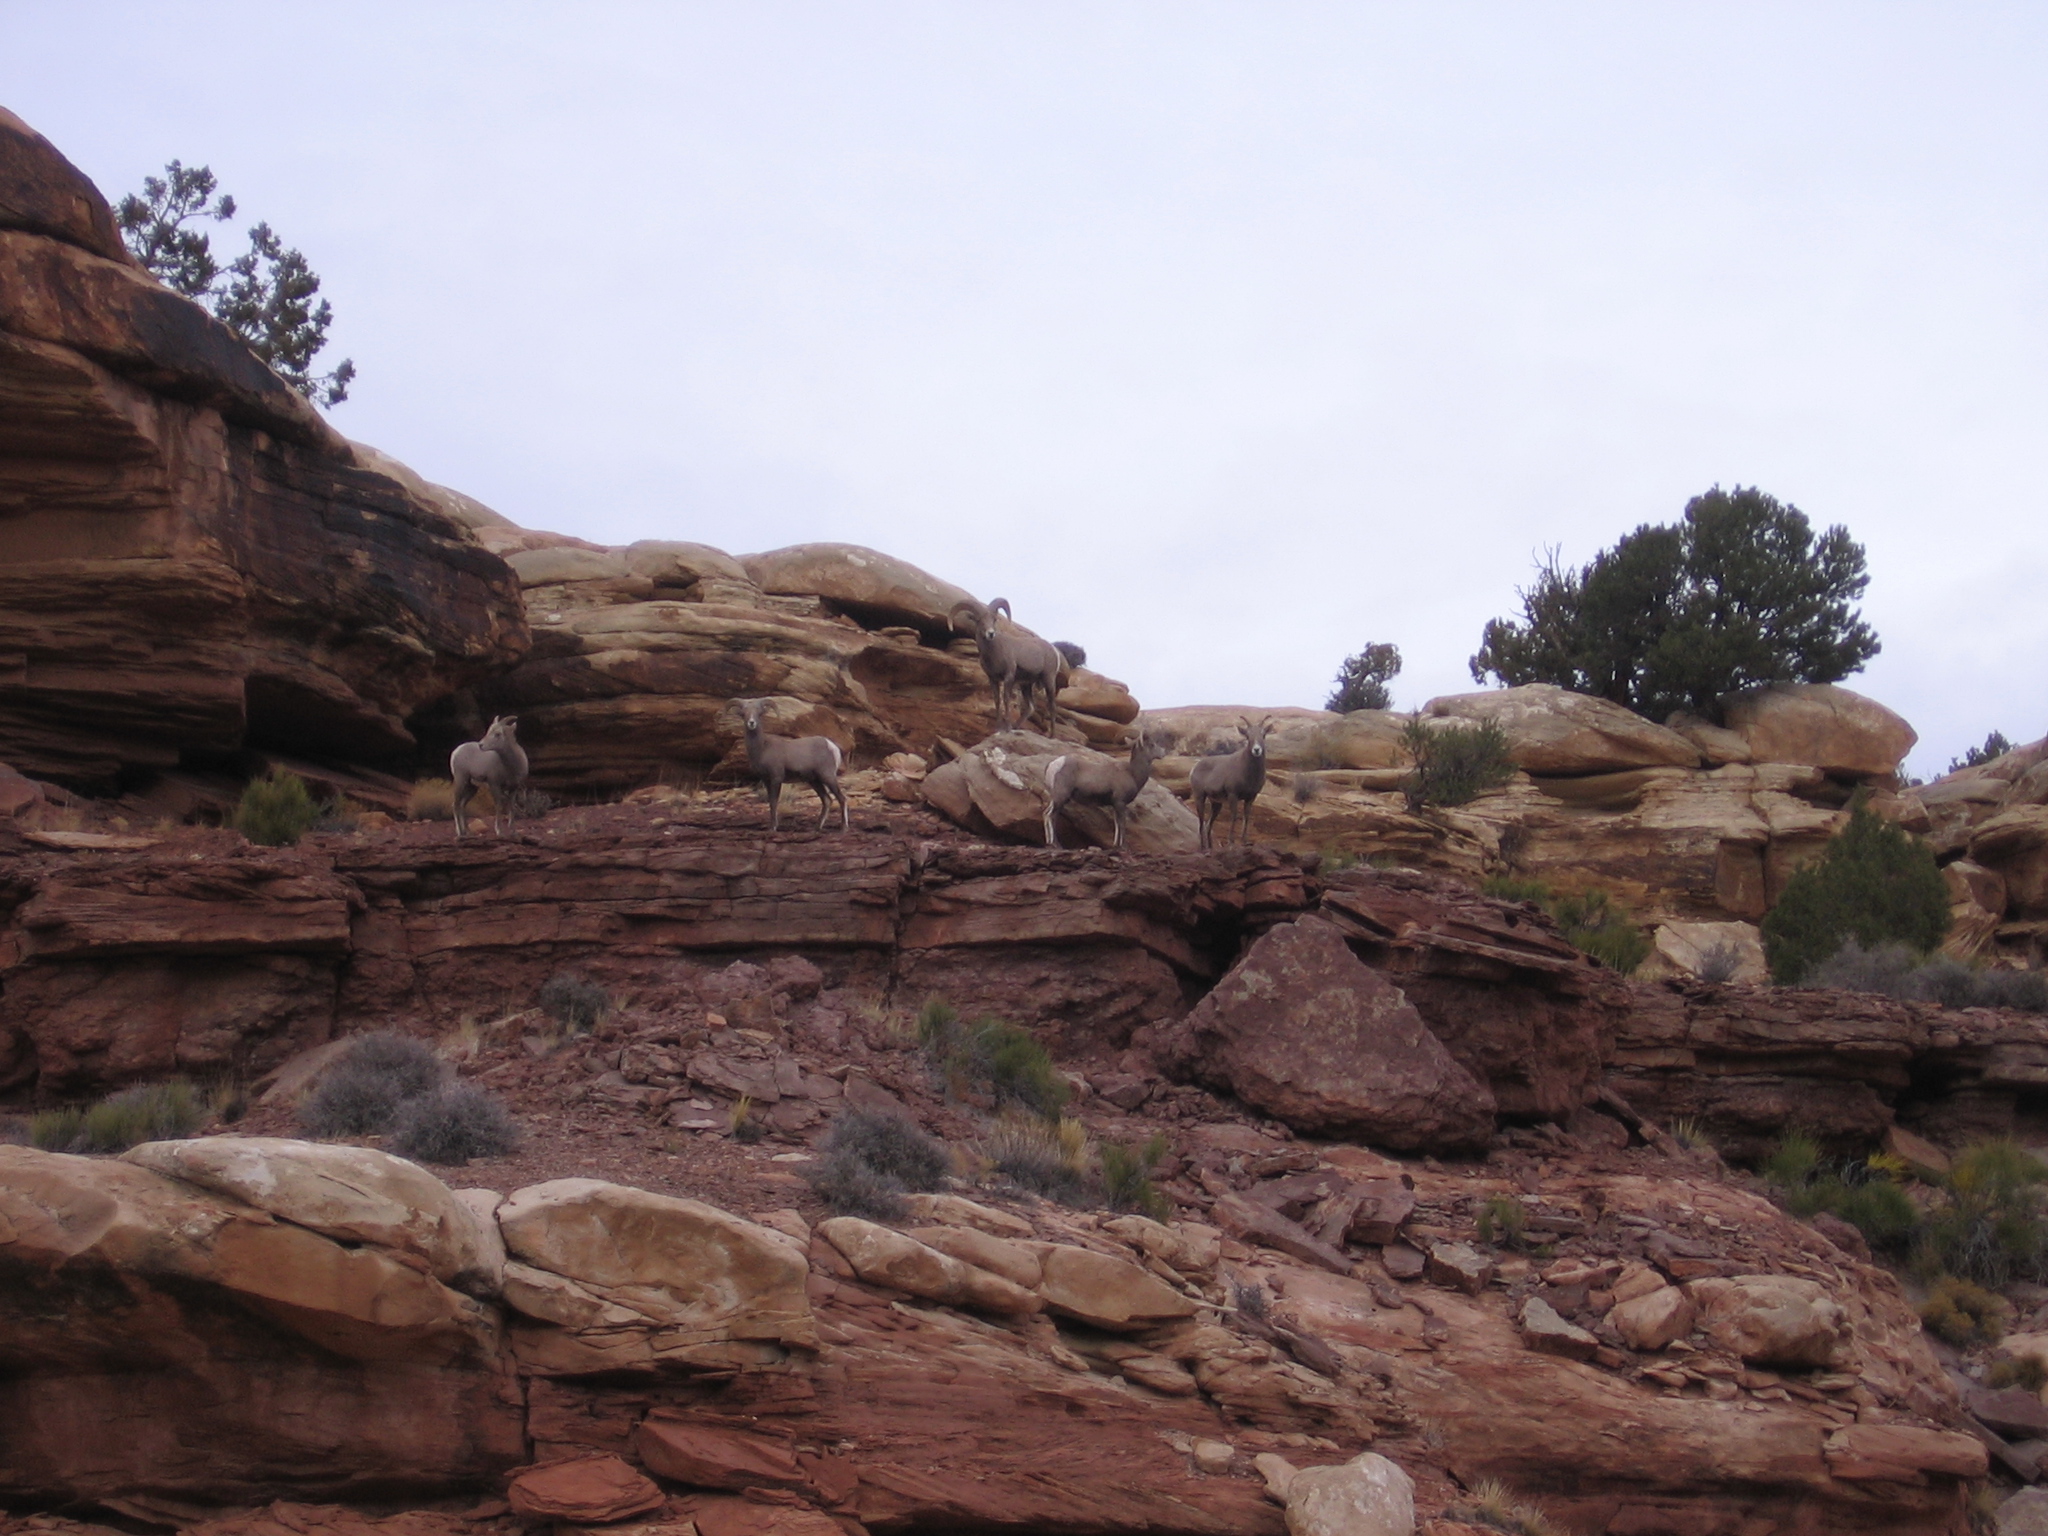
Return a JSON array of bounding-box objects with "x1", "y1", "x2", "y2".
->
[
  {"x1": 1043, "y1": 721, "x2": 1165, "y2": 850},
  {"x1": 737, "y1": 698, "x2": 849, "y2": 833},
  {"x1": 1190, "y1": 715, "x2": 1271, "y2": 849},
  {"x1": 949, "y1": 596, "x2": 1068, "y2": 732},
  {"x1": 450, "y1": 715, "x2": 529, "y2": 839}
]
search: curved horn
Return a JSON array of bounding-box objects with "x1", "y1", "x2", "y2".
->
[
  {"x1": 989, "y1": 597, "x2": 1013, "y2": 620},
  {"x1": 1238, "y1": 715, "x2": 1255, "y2": 735},
  {"x1": 948, "y1": 601, "x2": 981, "y2": 634}
]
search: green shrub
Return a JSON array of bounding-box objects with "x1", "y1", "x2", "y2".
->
[
  {"x1": 806, "y1": 1106, "x2": 950, "y2": 1219},
  {"x1": 1100, "y1": 1133, "x2": 1171, "y2": 1219},
  {"x1": 1948, "y1": 731, "x2": 2014, "y2": 774},
  {"x1": 1402, "y1": 715, "x2": 1517, "y2": 810},
  {"x1": 1480, "y1": 877, "x2": 1650, "y2": 974},
  {"x1": 1761, "y1": 799, "x2": 1950, "y2": 984},
  {"x1": 1920, "y1": 1275, "x2": 2011, "y2": 1346},
  {"x1": 1989, "y1": 1354, "x2": 2048, "y2": 1392},
  {"x1": 389, "y1": 1082, "x2": 519, "y2": 1165},
  {"x1": 1762, "y1": 1132, "x2": 1920, "y2": 1253},
  {"x1": 30, "y1": 1081, "x2": 206, "y2": 1154},
  {"x1": 233, "y1": 768, "x2": 324, "y2": 846},
  {"x1": 1922, "y1": 1139, "x2": 2048, "y2": 1287},
  {"x1": 916, "y1": 998, "x2": 1070, "y2": 1120}
]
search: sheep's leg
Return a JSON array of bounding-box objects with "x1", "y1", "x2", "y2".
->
[
  {"x1": 813, "y1": 776, "x2": 833, "y2": 833},
  {"x1": 765, "y1": 772, "x2": 783, "y2": 832},
  {"x1": 1112, "y1": 801, "x2": 1127, "y2": 850},
  {"x1": 832, "y1": 777, "x2": 849, "y2": 831},
  {"x1": 452, "y1": 768, "x2": 471, "y2": 840}
]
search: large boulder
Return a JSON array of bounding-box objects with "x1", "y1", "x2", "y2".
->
[
  {"x1": 1423, "y1": 684, "x2": 1702, "y2": 775},
  {"x1": 1635, "y1": 920, "x2": 1770, "y2": 984},
  {"x1": 740, "y1": 542, "x2": 977, "y2": 638},
  {"x1": 1282, "y1": 1452, "x2": 1414, "y2": 1536},
  {"x1": 1157, "y1": 915, "x2": 1496, "y2": 1151},
  {"x1": 495, "y1": 1178, "x2": 816, "y2": 1369},
  {"x1": 0, "y1": 1146, "x2": 520, "y2": 1503},
  {"x1": 1032, "y1": 1242, "x2": 1201, "y2": 1330},
  {"x1": 1719, "y1": 683, "x2": 1916, "y2": 779},
  {"x1": 1972, "y1": 806, "x2": 2048, "y2": 919},
  {"x1": 0, "y1": 115, "x2": 528, "y2": 791},
  {"x1": 1687, "y1": 1274, "x2": 1851, "y2": 1368},
  {"x1": 922, "y1": 730, "x2": 1200, "y2": 852},
  {"x1": 123, "y1": 1136, "x2": 501, "y2": 1293}
]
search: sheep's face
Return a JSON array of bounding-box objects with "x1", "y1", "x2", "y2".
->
[{"x1": 737, "y1": 700, "x2": 766, "y2": 736}]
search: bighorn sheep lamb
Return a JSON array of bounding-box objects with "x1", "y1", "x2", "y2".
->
[
  {"x1": 450, "y1": 715, "x2": 529, "y2": 839},
  {"x1": 1042, "y1": 721, "x2": 1166, "y2": 850},
  {"x1": 1190, "y1": 715, "x2": 1271, "y2": 849},
  {"x1": 949, "y1": 596, "x2": 1070, "y2": 731},
  {"x1": 737, "y1": 698, "x2": 849, "y2": 833}
]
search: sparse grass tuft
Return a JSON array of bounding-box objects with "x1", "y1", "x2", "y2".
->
[
  {"x1": 388, "y1": 1082, "x2": 519, "y2": 1165},
  {"x1": 1922, "y1": 1138, "x2": 2048, "y2": 1287},
  {"x1": 1762, "y1": 1131, "x2": 1921, "y2": 1252},
  {"x1": 1696, "y1": 942, "x2": 1745, "y2": 985},
  {"x1": 1667, "y1": 1117, "x2": 1713, "y2": 1152},
  {"x1": 1100, "y1": 1133, "x2": 1171, "y2": 1219},
  {"x1": 1445, "y1": 1477, "x2": 1569, "y2": 1536},
  {"x1": 984, "y1": 1113, "x2": 1092, "y2": 1205},
  {"x1": 31, "y1": 1081, "x2": 207, "y2": 1153},
  {"x1": 407, "y1": 778, "x2": 456, "y2": 820},
  {"x1": 1476, "y1": 1194, "x2": 1529, "y2": 1249}
]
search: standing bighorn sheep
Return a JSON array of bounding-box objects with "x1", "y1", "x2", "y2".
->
[
  {"x1": 450, "y1": 715, "x2": 529, "y2": 839},
  {"x1": 1043, "y1": 721, "x2": 1166, "y2": 850},
  {"x1": 737, "y1": 698, "x2": 849, "y2": 833},
  {"x1": 949, "y1": 596, "x2": 1070, "y2": 732},
  {"x1": 1190, "y1": 715, "x2": 1271, "y2": 849}
]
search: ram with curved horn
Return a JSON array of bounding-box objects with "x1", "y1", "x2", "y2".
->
[
  {"x1": 948, "y1": 595, "x2": 1071, "y2": 732},
  {"x1": 1189, "y1": 714, "x2": 1272, "y2": 850}
]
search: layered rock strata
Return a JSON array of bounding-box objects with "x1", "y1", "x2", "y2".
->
[
  {"x1": 0, "y1": 109, "x2": 528, "y2": 791},
  {"x1": 0, "y1": 1135, "x2": 1981, "y2": 1536}
]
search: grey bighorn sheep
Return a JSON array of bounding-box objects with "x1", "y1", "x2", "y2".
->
[
  {"x1": 450, "y1": 715, "x2": 529, "y2": 839},
  {"x1": 948, "y1": 596, "x2": 1073, "y2": 732},
  {"x1": 1042, "y1": 720, "x2": 1166, "y2": 850},
  {"x1": 737, "y1": 698, "x2": 848, "y2": 833},
  {"x1": 1190, "y1": 715, "x2": 1272, "y2": 849}
]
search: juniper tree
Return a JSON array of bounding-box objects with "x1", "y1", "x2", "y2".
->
[
  {"x1": 1326, "y1": 642, "x2": 1402, "y2": 713},
  {"x1": 1470, "y1": 487, "x2": 1878, "y2": 722},
  {"x1": 117, "y1": 161, "x2": 355, "y2": 407}
]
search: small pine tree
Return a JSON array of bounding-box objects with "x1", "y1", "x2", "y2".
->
[
  {"x1": 1326, "y1": 642, "x2": 1402, "y2": 713},
  {"x1": 117, "y1": 161, "x2": 354, "y2": 406},
  {"x1": 1947, "y1": 730, "x2": 2014, "y2": 774},
  {"x1": 1401, "y1": 714, "x2": 1517, "y2": 810},
  {"x1": 1761, "y1": 799, "x2": 1950, "y2": 983}
]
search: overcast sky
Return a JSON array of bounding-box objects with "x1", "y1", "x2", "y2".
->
[{"x1": 5, "y1": 4, "x2": 2043, "y2": 778}]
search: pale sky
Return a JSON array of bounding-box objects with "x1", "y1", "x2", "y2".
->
[{"x1": 6, "y1": 4, "x2": 2043, "y2": 779}]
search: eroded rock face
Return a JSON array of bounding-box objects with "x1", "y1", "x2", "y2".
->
[
  {"x1": 0, "y1": 114, "x2": 527, "y2": 790},
  {"x1": 1689, "y1": 1274, "x2": 1852, "y2": 1368},
  {"x1": 1157, "y1": 915, "x2": 1496, "y2": 1151},
  {"x1": 1425, "y1": 684, "x2": 1703, "y2": 774},
  {"x1": 123, "y1": 1137, "x2": 501, "y2": 1293},
  {"x1": 0, "y1": 1145, "x2": 521, "y2": 1503}
]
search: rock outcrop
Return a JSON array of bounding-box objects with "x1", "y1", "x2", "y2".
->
[
  {"x1": 0, "y1": 1131, "x2": 1982, "y2": 1536},
  {"x1": 0, "y1": 110, "x2": 528, "y2": 793},
  {"x1": 1158, "y1": 916, "x2": 1495, "y2": 1152}
]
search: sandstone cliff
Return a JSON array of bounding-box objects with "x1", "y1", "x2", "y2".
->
[{"x1": 0, "y1": 109, "x2": 529, "y2": 795}]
